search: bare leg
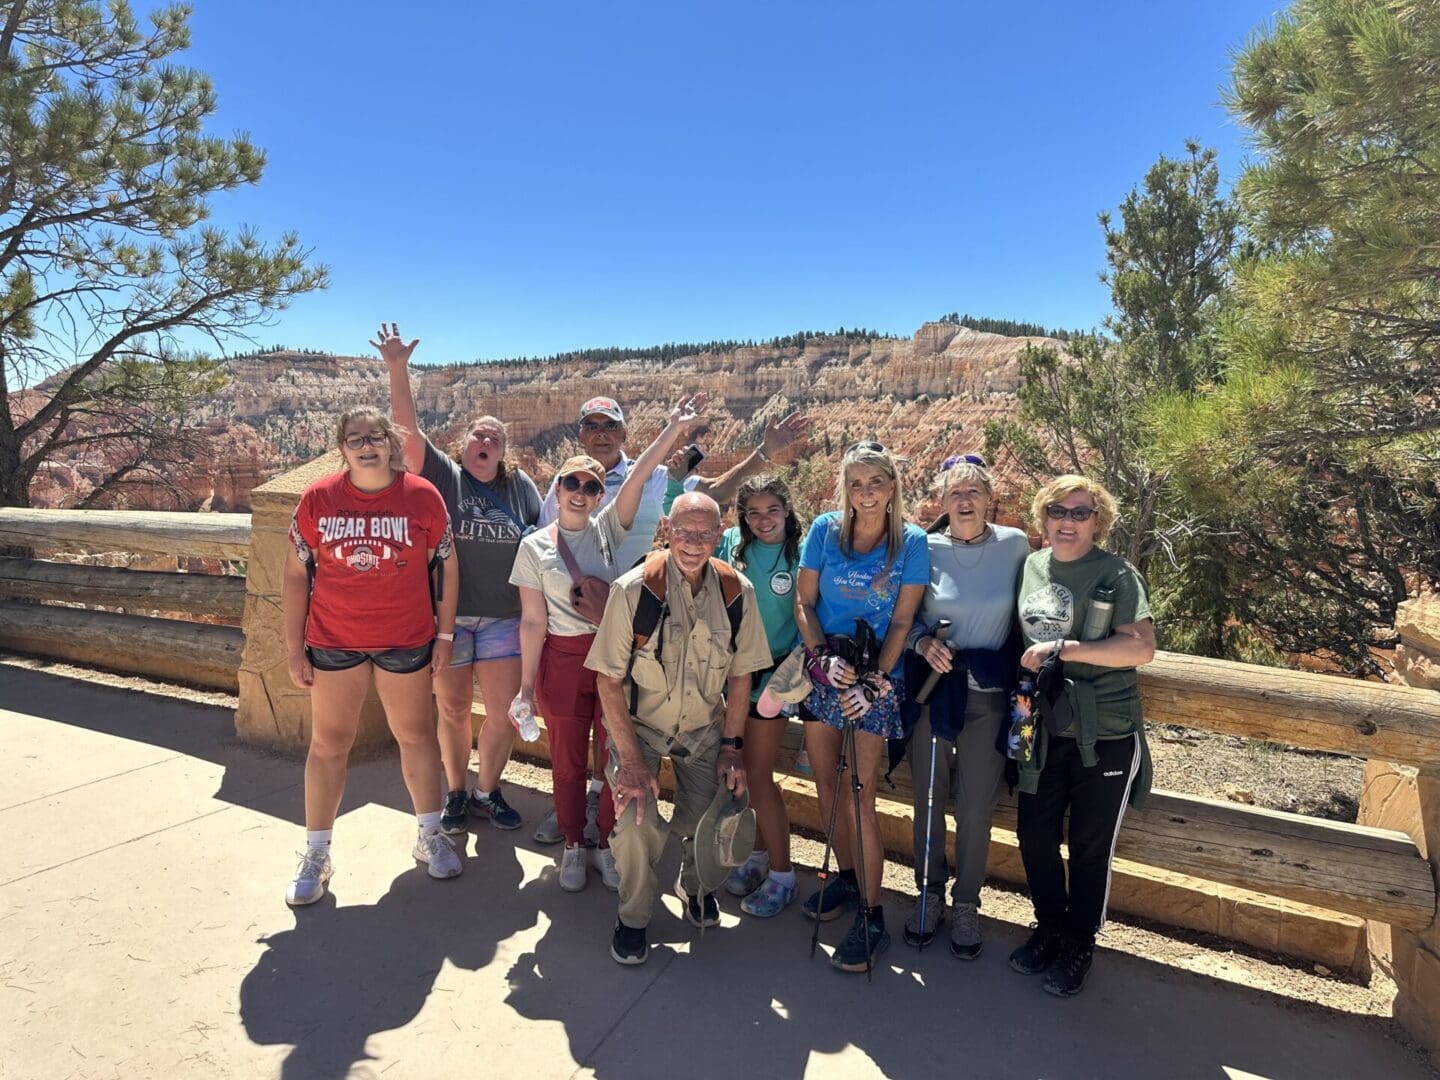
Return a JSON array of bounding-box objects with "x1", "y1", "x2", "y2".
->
[
  {"x1": 805, "y1": 722, "x2": 852, "y2": 872},
  {"x1": 743, "y1": 713, "x2": 792, "y2": 872},
  {"x1": 374, "y1": 664, "x2": 443, "y2": 815},
  {"x1": 474, "y1": 656, "x2": 522, "y2": 792},
  {"x1": 433, "y1": 661, "x2": 475, "y2": 792},
  {"x1": 852, "y1": 731, "x2": 887, "y2": 906},
  {"x1": 304, "y1": 663, "x2": 372, "y2": 830}
]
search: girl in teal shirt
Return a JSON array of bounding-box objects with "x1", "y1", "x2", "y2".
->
[{"x1": 713, "y1": 474, "x2": 805, "y2": 917}]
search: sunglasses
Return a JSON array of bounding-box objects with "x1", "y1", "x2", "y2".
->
[
  {"x1": 941, "y1": 453, "x2": 987, "y2": 470},
  {"x1": 847, "y1": 441, "x2": 886, "y2": 454},
  {"x1": 560, "y1": 474, "x2": 605, "y2": 497},
  {"x1": 580, "y1": 419, "x2": 623, "y2": 433},
  {"x1": 343, "y1": 433, "x2": 389, "y2": 450},
  {"x1": 1046, "y1": 504, "x2": 1096, "y2": 522}
]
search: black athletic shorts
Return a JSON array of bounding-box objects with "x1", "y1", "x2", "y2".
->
[{"x1": 305, "y1": 641, "x2": 434, "y2": 674}]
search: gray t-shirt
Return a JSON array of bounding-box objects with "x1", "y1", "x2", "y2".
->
[
  {"x1": 509, "y1": 500, "x2": 630, "y2": 636},
  {"x1": 421, "y1": 437, "x2": 540, "y2": 621},
  {"x1": 909, "y1": 524, "x2": 1032, "y2": 691}
]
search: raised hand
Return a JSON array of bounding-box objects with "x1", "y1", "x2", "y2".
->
[
  {"x1": 369, "y1": 322, "x2": 420, "y2": 368},
  {"x1": 669, "y1": 391, "x2": 709, "y2": 427},
  {"x1": 761, "y1": 411, "x2": 810, "y2": 459}
]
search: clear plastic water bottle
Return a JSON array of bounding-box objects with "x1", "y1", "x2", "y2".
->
[{"x1": 509, "y1": 695, "x2": 540, "y2": 743}]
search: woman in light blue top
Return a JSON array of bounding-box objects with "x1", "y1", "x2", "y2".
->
[{"x1": 795, "y1": 442, "x2": 928, "y2": 973}]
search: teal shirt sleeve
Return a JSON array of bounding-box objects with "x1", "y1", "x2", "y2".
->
[{"x1": 662, "y1": 477, "x2": 686, "y2": 516}]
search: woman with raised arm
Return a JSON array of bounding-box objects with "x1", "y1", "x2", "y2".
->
[
  {"x1": 282, "y1": 406, "x2": 460, "y2": 906},
  {"x1": 714, "y1": 474, "x2": 806, "y2": 917},
  {"x1": 1009, "y1": 474, "x2": 1156, "y2": 997},
  {"x1": 903, "y1": 455, "x2": 1029, "y2": 957},
  {"x1": 509, "y1": 393, "x2": 708, "y2": 892},
  {"x1": 795, "y1": 442, "x2": 928, "y2": 972},
  {"x1": 379, "y1": 324, "x2": 542, "y2": 837}
]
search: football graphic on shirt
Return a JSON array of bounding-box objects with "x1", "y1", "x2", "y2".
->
[{"x1": 346, "y1": 545, "x2": 380, "y2": 571}]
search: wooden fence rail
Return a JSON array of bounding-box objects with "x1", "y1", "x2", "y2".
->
[
  {"x1": 0, "y1": 557, "x2": 246, "y2": 618},
  {"x1": 0, "y1": 508, "x2": 252, "y2": 561}
]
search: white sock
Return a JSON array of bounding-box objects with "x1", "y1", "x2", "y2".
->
[
  {"x1": 769, "y1": 868, "x2": 796, "y2": 889},
  {"x1": 417, "y1": 811, "x2": 442, "y2": 835},
  {"x1": 588, "y1": 777, "x2": 604, "y2": 796},
  {"x1": 305, "y1": 829, "x2": 332, "y2": 852}
]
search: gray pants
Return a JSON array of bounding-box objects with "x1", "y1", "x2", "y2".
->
[
  {"x1": 607, "y1": 722, "x2": 721, "y2": 929},
  {"x1": 910, "y1": 691, "x2": 1007, "y2": 906}
]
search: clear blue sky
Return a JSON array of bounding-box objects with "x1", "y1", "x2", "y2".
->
[{"x1": 183, "y1": 0, "x2": 1282, "y2": 364}]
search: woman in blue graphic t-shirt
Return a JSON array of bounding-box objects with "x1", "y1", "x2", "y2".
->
[{"x1": 795, "y1": 442, "x2": 928, "y2": 973}]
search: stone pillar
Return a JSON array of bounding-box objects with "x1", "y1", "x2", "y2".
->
[
  {"x1": 234, "y1": 452, "x2": 392, "y2": 754},
  {"x1": 1360, "y1": 593, "x2": 1440, "y2": 1065}
]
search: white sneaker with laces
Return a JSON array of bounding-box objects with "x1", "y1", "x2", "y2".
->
[
  {"x1": 413, "y1": 830, "x2": 462, "y2": 879},
  {"x1": 591, "y1": 847, "x2": 620, "y2": 891},
  {"x1": 533, "y1": 806, "x2": 564, "y2": 845},
  {"x1": 559, "y1": 844, "x2": 588, "y2": 891},
  {"x1": 286, "y1": 848, "x2": 333, "y2": 906}
]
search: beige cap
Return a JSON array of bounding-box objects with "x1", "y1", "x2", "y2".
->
[{"x1": 555, "y1": 455, "x2": 607, "y2": 488}]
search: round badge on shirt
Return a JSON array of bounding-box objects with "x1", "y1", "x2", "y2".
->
[{"x1": 770, "y1": 570, "x2": 794, "y2": 597}]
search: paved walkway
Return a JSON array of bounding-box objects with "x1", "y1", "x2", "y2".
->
[{"x1": 2, "y1": 665, "x2": 1435, "y2": 1080}]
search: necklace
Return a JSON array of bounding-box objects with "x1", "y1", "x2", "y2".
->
[
  {"x1": 944, "y1": 525, "x2": 991, "y2": 575},
  {"x1": 947, "y1": 522, "x2": 990, "y2": 545}
]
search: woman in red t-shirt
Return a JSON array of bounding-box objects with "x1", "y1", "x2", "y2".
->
[{"x1": 280, "y1": 405, "x2": 461, "y2": 907}]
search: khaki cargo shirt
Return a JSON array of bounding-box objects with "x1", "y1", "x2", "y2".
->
[{"x1": 585, "y1": 555, "x2": 773, "y2": 737}]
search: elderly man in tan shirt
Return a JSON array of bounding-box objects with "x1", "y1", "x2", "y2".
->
[{"x1": 586, "y1": 492, "x2": 774, "y2": 966}]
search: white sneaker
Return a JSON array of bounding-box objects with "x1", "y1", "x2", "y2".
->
[
  {"x1": 285, "y1": 849, "x2": 333, "y2": 906},
  {"x1": 533, "y1": 806, "x2": 564, "y2": 845},
  {"x1": 559, "y1": 844, "x2": 588, "y2": 892},
  {"x1": 592, "y1": 847, "x2": 620, "y2": 891},
  {"x1": 413, "y1": 830, "x2": 462, "y2": 879}
]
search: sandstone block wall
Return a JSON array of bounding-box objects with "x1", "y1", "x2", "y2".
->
[{"x1": 1360, "y1": 593, "x2": 1440, "y2": 1065}]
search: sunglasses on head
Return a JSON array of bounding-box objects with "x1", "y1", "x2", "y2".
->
[
  {"x1": 1046, "y1": 504, "x2": 1096, "y2": 522},
  {"x1": 343, "y1": 433, "x2": 389, "y2": 450},
  {"x1": 847, "y1": 440, "x2": 886, "y2": 454},
  {"x1": 560, "y1": 474, "x2": 605, "y2": 497},
  {"x1": 941, "y1": 453, "x2": 986, "y2": 470}
]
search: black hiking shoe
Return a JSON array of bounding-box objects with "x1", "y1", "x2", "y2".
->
[
  {"x1": 831, "y1": 908, "x2": 889, "y2": 972},
  {"x1": 440, "y1": 789, "x2": 468, "y2": 835},
  {"x1": 1043, "y1": 938, "x2": 1094, "y2": 997},
  {"x1": 611, "y1": 921, "x2": 648, "y2": 966},
  {"x1": 1008, "y1": 925, "x2": 1063, "y2": 975},
  {"x1": 802, "y1": 873, "x2": 860, "y2": 922},
  {"x1": 675, "y1": 878, "x2": 720, "y2": 928}
]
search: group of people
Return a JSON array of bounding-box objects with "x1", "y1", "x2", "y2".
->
[{"x1": 281, "y1": 324, "x2": 1155, "y2": 997}]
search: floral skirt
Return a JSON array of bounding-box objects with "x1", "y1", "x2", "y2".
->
[{"x1": 803, "y1": 674, "x2": 906, "y2": 739}]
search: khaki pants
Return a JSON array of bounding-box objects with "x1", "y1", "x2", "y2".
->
[{"x1": 607, "y1": 720, "x2": 720, "y2": 929}]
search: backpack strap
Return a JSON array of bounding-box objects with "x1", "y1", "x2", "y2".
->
[
  {"x1": 708, "y1": 557, "x2": 744, "y2": 651},
  {"x1": 627, "y1": 551, "x2": 672, "y2": 715}
]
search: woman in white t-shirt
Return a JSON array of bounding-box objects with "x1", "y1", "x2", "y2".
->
[{"x1": 509, "y1": 394, "x2": 706, "y2": 892}]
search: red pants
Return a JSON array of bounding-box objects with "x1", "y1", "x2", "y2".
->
[{"x1": 536, "y1": 633, "x2": 616, "y2": 847}]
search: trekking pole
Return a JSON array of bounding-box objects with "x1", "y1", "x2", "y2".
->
[
  {"x1": 844, "y1": 704, "x2": 873, "y2": 981},
  {"x1": 914, "y1": 619, "x2": 954, "y2": 951},
  {"x1": 810, "y1": 716, "x2": 851, "y2": 961}
]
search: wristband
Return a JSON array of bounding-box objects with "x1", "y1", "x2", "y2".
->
[
  {"x1": 756, "y1": 445, "x2": 771, "y2": 463},
  {"x1": 436, "y1": 632, "x2": 455, "y2": 642}
]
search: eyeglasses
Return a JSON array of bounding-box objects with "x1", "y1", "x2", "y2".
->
[
  {"x1": 343, "y1": 433, "x2": 389, "y2": 450},
  {"x1": 847, "y1": 441, "x2": 886, "y2": 454},
  {"x1": 580, "y1": 419, "x2": 623, "y2": 433},
  {"x1": 560, "y1": 475, "x2": 605, "y2": 497},
  {"x1": 670, "y1": 526, "x2": 720, "y2": 544},
  {"x1": 1046, "y1": 504, "x2": 1096, "y2": 522},
  {"x1": 941, "y1": 453, "x2": 986, "y2": 470}
]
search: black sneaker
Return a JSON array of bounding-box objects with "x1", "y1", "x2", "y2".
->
[
  {"x1": 831, "y1": 909, "x2": 889, "y2": 972},
  {"x1": 675, "y1": 878, "x2": 720, "y2": 928},
  {"x1": 611, "y1": 921, "x2": 648, "y2": 966},
  {"x1": 467, "y1": 787, "x2": 522, "y2": 830},
  {"x1": 1043, "y1": 938, "x2": 1094, "y2": 997},
  {"x1": 441, "y1": 789, "x2": 468, "y2": 835},
  {"x1": 802, "y1": 873, "x2": 861, "y2": 922},
  {"x1": 1008, "y1": 924, "x2": 1063, "y2": 975}
]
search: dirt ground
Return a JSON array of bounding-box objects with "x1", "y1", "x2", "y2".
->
[{"x1": 0, "y1": 650, "x2": 1418, "y2": 1043}]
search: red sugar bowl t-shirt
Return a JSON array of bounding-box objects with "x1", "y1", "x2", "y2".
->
[{"x1": 289, "y1": 470, "x2": 454, "y2": 651}]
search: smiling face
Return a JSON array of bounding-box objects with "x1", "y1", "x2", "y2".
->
[
  {"x1": 340, "y1": 419, "x2": 393, "y2": 476},
  {"x1": 944, "y1": 478, "x2": 992, "y2": 537},
  {"x1": 555, "y1": 470, "x2": 605, "y2": 528},
  {"x1": 741, "y1": 492, "x2": 787, "y2": 545},
  {"x1": 845, "y1": 463, "x2": 894, "y2": 523},
  {"x1": 1044, "y1": 489, "x2": 1098, "y2": 561},
  {"x1": 578, "y1": 413, "x2": 625, "y2": 469},
  {"x1": 669, "y1": 504, "x2": 722, "y2": 581}
]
